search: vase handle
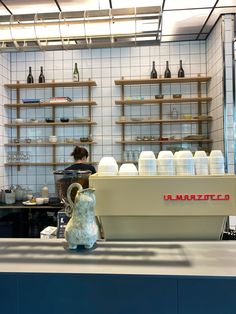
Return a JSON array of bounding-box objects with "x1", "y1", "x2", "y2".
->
[{"x1": 67, "y1": 182, "x2": 83, "y2": 209}]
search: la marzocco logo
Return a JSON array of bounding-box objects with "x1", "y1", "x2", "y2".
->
[{"x1": 164, "y1": 194, "x2": 230, "y2": 201}]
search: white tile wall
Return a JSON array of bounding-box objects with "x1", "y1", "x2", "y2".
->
[
  {"x1": 223, "y1": 14, "x2": 235, "y2": 174},
  {"x1": 206, "y1": 16, "x2": 224, "y2": 155},
  {"x1": 0, "y1": 15, "x2": 233, "y2": 199},
  {"x1": 0, "y1": 52, "x2": 11, "y2": 189},
  {"x1": 4, "y1": 40, "x2": 208, "y2": 195}
]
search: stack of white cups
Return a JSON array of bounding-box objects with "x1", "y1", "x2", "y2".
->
[
  {"x1": 209, "y1": 150, "x2": 225, "y2": 175},
  {"x1": 175, "y1": 150, "x2": 194, "y2": 176},
  {"x1": 194, "y1": 151, "x2": 209, "y2": 175},
  {"x1": 138, "y1": 151, "x2": 157, "y2": 176},
  {"x1": 157, "y1": 151, "x2": 175, "y2": 175}
]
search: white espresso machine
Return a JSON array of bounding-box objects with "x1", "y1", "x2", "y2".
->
[{"x1": 89, "y1": 175, "x2": 236, "y2": 240}]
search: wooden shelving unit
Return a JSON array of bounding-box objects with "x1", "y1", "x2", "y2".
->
[
  {"x1": 4, "y1": 101, "x2": 96, "y2": 108},
  {"x1": 4, "y1": 80, "x2": 97, "y2": 169},
  {"x1": 116, "y1": 117, "x2": 212, "y2": 124},
  {"x1": 5, "y1": 141, "x2": 97, "y2": 147},
  {"x1": 114, "y1": 77, "x2": 211, "y2": 85},
  {"x1": 115, "y1": 76, "x2": 212, "y2": 161}
]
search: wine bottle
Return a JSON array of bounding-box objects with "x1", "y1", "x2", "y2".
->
[
  {"x1": 150, "y1": 61, "x2": 157, "y2": 79},
  {"x1": 27, "y1": 66, "x2": 34, "y2": 83},
  {"x1": 178, "y1": 60, "x2": 185, "y2": 78},
  {"x1": 73, "y1": 62, "x2": 79, "y2": 82},
  {"x1": 164, "y1": 61, "x2": 171, "y2": 78},
  {"x1": 38, "y1": 66, "x2": 45, "y2": 83}
]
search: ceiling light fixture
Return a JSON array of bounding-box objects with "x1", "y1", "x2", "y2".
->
[{"x1": 0, "y1": 6, "x2": 161, "y2": 51}]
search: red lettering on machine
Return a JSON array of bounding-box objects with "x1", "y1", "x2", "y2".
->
[{"x1": 163, "y1": 194, "x2": 230, "y2": 201}]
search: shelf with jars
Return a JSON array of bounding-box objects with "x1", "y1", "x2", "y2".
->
[
  {"x1": 4, "y1": 80, "x2": 97, "y2": 169},
  {"x1": 114, "y1": 76, "x2": 212, "y2": 161}
]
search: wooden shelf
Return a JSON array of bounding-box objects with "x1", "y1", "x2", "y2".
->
[
  {"x1": 5, "y1": 141, "x2": 97, "y2": 147},
  {"x1": 115, "y1": 97, "x2": 212, "y2": 105},
  {"x1": 4, "y1": 80, "x2": 97, "y2": 89},
  {"x1": 4, "y1": 162, "x2": 97, "y2": 166},
  {"x1": 5, "y1": 121, "x2": 96, "y2": 127},
  {"x1": 116, "y1": 117, "x2": 212, "y2": 124},
  {"x1": 117, "y1": 139, "x2": 212, "y2": 144},
  {"x1": 4, "y1": 101, "x2": 97, "y2": 108},
  {"x1": 115, "y1": 77, "x2": 211, "y2": 85}
]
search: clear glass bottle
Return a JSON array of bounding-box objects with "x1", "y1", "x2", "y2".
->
[
  {"x1": 178, "y1": 60, "x2": 185, "y2": 78},
  {"x1": 27, "y1": 66, "x2": 34, "y2": 83},
  {"x1": 73, "y1": 62, "x2": 79, "y2": 82},
  {"x1": 164, "y1": 61, "x2": 171, "y2": 78},
  {"x1": 38, "y1": 66, "x2": 45, "y2": 83},
  {"x1": 150, "y1": 61, "x2": 157, "y2": 79},
  {"x1": 171, "y1": 107, "x2": 178, "y2": 119}
]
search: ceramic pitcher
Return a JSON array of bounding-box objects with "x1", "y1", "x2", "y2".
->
[{"x1": 65, "y1": 183, "x2": 98, "y2": 249}]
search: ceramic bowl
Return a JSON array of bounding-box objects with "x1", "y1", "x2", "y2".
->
[
  {"x1": 36, "y1": 197, "x2": 45, "y2": 205},
  {"x1": 177, "y1": 150, "x2": 193, "y2": 159},
  {"x1": 157, "y1": 151, "x2": 174, "y2": 159},
  {"x1": 98, "y1": 157, "x2": 118, "y2": 176},
  {"x1": 119, "y1": 163, "x2": 138, "y2": 176},
  {"x1": 194, "y1": 151, "x2": 207, "y2": 158},
  {"x1": 45, "y1": 118, "x2": 55, "y2": 123},
  {"x1": 60, "y1": 117, "x2": 69, "y2": 122},
  {"x1": 139, "y1": 151, "x2": 156, "y2": 159},
  {"x1": 210, "y1": 150, "x2": 223, "y2": 157},
  {"x1": 15, "y1": 118, "x2": 23, "y2": 123}
]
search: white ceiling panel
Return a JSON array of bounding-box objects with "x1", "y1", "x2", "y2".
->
[
  {"x1": 0, "y1": 0, "x2": 235, "y2": 50},
  {"x1": 2, "y1": 0, "x2": 59, "y2": 14},
  {"x1": 111, "y1": 0, "x2": 163, "y2": 9},
  {"x1": 162, "y1": 9, "x2": 210, "y2": 36},
  {"x1": 164, "y1": 0, "x2": 217, "y2": 10},
  {"x1": 58, "y1": 0, "x2": 109, "y2": 11},
  {"x1": 217, "y1": 0, "x2": 236, "y2": 6}
]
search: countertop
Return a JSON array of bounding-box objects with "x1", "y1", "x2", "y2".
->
[
  {"x1": 1, "y1": 239, "x2": 236, "y2": 277},
  {"x1": 0, "y1": 201, "x2": 63, "y2": 209}
]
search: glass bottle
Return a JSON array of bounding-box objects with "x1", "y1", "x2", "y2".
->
[
  {"x1": 171, "y1": 107, "x2": 178, "y2": 119},
  {"x1": 27, "y1": 66, "x2": 34, "y2": 83},
  {"x1": 38, "y1": 66, "x2": 45, "y2": 83},
  {"x1": 164, "y1": 61, "x2": 171, "y2": 78},
  {"x1": 150, "y1": 61, "x2": 157, "y2": 79},
  {"x1": 178, "y1": 60, "x2": 185, "y2": 78},
  {"x1": 73, "y1": 62, "x2": 79, "y2": 82},
  {"x1": 41, "y1": 185, "x2": 49, "y2": 198}
]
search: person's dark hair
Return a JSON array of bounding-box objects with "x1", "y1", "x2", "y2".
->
[{"x1": 71, "y1": 146, "x2": 88, "y2": 161}]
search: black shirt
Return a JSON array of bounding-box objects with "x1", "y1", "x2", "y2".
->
[{"x1": 65, "y1": 163, "x2": 96, "y2": 174}]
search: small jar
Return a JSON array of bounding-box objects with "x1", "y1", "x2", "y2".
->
[
  {"x1": 5, "y1": 189, "x2": 16, "y2": 204},
  {"x1": 49, "y1": 135, "x2": 57, "y2": 143}
]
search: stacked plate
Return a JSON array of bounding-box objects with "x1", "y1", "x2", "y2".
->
[
  {"x1": 157, "y1": 151, "x2": 175, "y2": 175},
  {"x1": 209, "y1": 150, "x2": 225, "y2": 175},
  {"x1": 119, "y1": 163, "x2": 138, "y2": 176},
  {"x1": 175, "y1": 150, "x2": 194, "y2": 176},
  {"x1": 194, "y1": 151, "x2": 209, "y2": 175},
  {"x1": 138, "y1": 151, "x2": 157, "y2": 176},
  {"x1": 97, "y1": 157, "x2": 118, "y2": 176}
]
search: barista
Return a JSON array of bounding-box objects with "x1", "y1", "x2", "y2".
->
[{"x1": 65, "y1": 146, "x2": 96, "y2": 174}]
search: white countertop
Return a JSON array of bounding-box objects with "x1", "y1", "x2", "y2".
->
[{"x1": 0, "y1": 238, "x2": 236, "y2": 277}]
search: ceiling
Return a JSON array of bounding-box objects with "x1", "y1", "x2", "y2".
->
[{"x1": 0, "y1": 0, "x2": 235, "y2": 51}]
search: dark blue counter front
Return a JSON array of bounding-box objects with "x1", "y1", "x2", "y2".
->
[{"x1": 0, "y1": 239, "x2": 236, "y2": 314}]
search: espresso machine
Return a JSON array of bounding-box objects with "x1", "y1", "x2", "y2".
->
[{"x1": 89, "y1": 174, "x2": 236, "y2": 241}]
